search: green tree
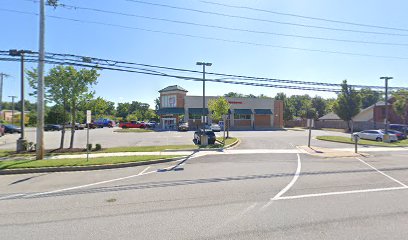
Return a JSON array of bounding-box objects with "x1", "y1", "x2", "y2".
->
[
  {"x1": 392, "y1": 90, "x2": 408, "y2": 125},
  {"x1": 325, "y1": 98, "x2": 336, "y2": 113},
  {"x1": 312, "y1": 96, "x2": 327, "y2": 118},
  {"x1": 275, "y1": 92, "x2": 294, "y2": 121},
  {"x1": 208, "y1": 97, "x2": 231, "y2": 140},
  {"x1": 333, "y1": 80, "x2": 361, "y2": 131},
  {"x1": 116, "y1": 102, "x2": 131, "y2": 119},
  {"x1": 359, "y1": 88, "x2": 381, "y2": 109},
  {"x1": 28, "y1": 65, "x2": 99, "y2": 148},
  {"x1": 224, "y1": 92, "x2": 244, "y2": 98},
  {"x1": 154, "y1": 97, "x2": 161, "y2": 111}
]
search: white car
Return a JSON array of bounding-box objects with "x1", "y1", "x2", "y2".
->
[
  {"x1": 353, "y1": 130, "x2": 398, "y2": 142},
  {"x1": 210, "y1": 123, "x2": 221, "y2": 132}
]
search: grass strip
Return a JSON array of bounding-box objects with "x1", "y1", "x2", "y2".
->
[
  {"x1": 317, "y1": 136, "x2": 408, "y2": 147},
  {"x1": 0, "y1": 155, "x2": 180, "y2": 170}
]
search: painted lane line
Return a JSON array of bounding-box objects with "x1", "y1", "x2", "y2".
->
[
  {"x1": 220, "y1": 203, "x2": 258, "y2": 227},
  {"x1": 272, "y1": 153, "x2": 301, "y2": 200},
  {"x1": 356, "y1": 157, "x2": 408, "y2": 187},
  {"x1": 261, "y1": 154, "x2": 301, "y2": 209},
  {"x1": 24, "y1": 166, "x2": 153, "y2": 198},
  {"x1": 0, "y1": 193, "x2": 26, "y2": 200},
  {"x1": 276, "y1": 186, "x2": 408, "y2": 201}
]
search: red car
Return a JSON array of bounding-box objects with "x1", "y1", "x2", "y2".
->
[
  {"x1": 119, "y1": 121, "x2": 146, "y2": 129},
  {"x1": 0, "y1": 124, "x2": 4, "y2": 137}
]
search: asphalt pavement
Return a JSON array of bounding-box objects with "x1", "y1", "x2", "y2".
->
[{"x1": 1, "y1": 130, "x2": 408, "y2": 239}]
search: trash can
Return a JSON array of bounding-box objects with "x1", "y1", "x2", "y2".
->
[
  {"x1": 200, "y1": 134, "x2": 208, "y2": 146},
  {"x1": 383, "y1": 134, "x2": 390, "y2": 143}
]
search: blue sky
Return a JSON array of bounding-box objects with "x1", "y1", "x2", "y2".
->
[{"x1": 1, "y1": 0, "x2": 407, "y2": 107}]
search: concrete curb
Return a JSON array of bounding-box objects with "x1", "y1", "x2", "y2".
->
[
  {"x1": 0, "y1": 156, "x2": 185, "y2": 175},
  {"x1": 316, "y1": 137, "x2": 408, "y2": 148},
  {"x1": 162, "y1": 138, "x2": 240, "y2": 152}
]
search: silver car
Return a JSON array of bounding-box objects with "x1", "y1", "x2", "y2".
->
[
  {"x1": 210, "y1": 123, "x2": 221, "y2": 132},
  {"x1": 353, "y1": 130, "x2": 398, "y2": 142}
]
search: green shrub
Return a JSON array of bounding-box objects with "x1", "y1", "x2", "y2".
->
[
  {"x1": 87, "y1": 144, "x2": 93, "y2": 151},
  {"x1": 95, "y1": 143, "x2": 102, "y2": 151}
]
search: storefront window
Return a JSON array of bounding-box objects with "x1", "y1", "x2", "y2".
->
[
  {"x1": 234, "y1": 114, "x2": 251, "y2": 120},
  {"x1": 189, "y1": 113, "x2": 202, "y2": 119},
  {"x1": 161, "y1": 95, "x2": 177, "y2": 108}
]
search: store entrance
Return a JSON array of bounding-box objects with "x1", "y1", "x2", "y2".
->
[{"x1": 162, "y1": 118, "x2": 176, "y2": 130}]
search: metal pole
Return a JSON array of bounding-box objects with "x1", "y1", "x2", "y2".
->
[
  {"x1": 20, "y1": 53, "x2": 25, "y2": 139},
  {"x1": 9, "y1": 96, "x2": 16, "y2": 125},
  {"x1": 308, "y1": 124, "x2": 312, "y2": 147},
  {"x1": 36, "y1": 0, "x2": 45, "y2": 160},
  {"x1": 354, "y1": 135, "x2": 358, "y2": 153},
  {"x1": 86, "y1": 126, "x2": 90, "y2": 161},
  {"x1": 202, "y1": 64, "x2": 206, "y2": 129},
  {"x1": 0, "y1": 73, "x2": 4, "y2": 112},
  {"x1": 384, "y1": 78, "x2": 389, "y2": 134}
]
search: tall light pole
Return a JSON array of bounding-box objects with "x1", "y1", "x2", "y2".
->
[
  {"x1": 8, "y1": 96, "x2": 17, "y2": 125},
  {"x1": 196, "y1": 62, "x2": 212, "y2": 130},
  {"x1": 9, "y1": 50, "x2": 33, "y2": 151},
  {"x1": 37, "y1": 0, "x2": 46, "y2": 159},
  {"x1": 380, "y1": 77, "x2": 393, "y2": 139}
]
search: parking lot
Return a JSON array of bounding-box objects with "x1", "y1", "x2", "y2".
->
[{"x1": 0, "y1": 127, "x2": 356, "y2": 150}]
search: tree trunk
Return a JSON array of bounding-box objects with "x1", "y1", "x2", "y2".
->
[
  {"x1": 59, "y1": 101, "x2": 66, "y2": 149},
  {"x1": 69, "y1": 107, "x2": 76, "y2": 149}
]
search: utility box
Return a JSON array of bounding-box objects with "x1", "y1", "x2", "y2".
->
[
  {"x1": 383, "y1": 134, "x2": 390, "y2": 143},
  {"x1": 200, "y1": 134, "x2": 208, "y2": 146}
]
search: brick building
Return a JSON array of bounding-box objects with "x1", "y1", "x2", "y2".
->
[{"x1": 156, "y1": 85, "x2": 284, "y2": 130}]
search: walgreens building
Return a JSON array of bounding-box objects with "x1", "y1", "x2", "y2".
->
[{"x1": 157, "y1": 85, "x2": 284, "y2": 130}]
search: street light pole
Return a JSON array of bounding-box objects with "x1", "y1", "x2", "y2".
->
[
  {"x1": 0, "y1": 73, "x2": 9, "y2": 112},
  {"x1": 8, "y1": 96, "x2": 17, "y2": 125},
  {"x1": 380, "y1": 77, "x2": 393, "y2": 136},
  {"x1": 196, "y1": 62, "x2": 212, "y2": 130}
]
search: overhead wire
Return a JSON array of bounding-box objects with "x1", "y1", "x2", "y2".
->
[{"x1": 2, "y1": 8, "x2": 408, "y2": 61}]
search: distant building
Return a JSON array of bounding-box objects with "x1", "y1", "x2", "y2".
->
[
  {"x1": 156, "y1": 85, "x2": 284, "y2": 130},
  {"x1": 0, "y1": 110, "x2": 29, "y2": 124}
]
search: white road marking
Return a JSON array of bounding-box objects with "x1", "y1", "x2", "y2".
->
[
  {"x1": 356, "y1": 157, "x2": 408, "y2": 187},
  {"x1": 276, "y1": 186, "x2": 408, "y2": 201},
  {"x1": 0, "y1": 193, "x2": 26, "y2": 200},
  {"x1": 261, "y1": 154, "x2": 301, "y2": 209},
  {"x1": 23, "y1": 166, "x2": 154, "y2": 198},
  {"x1": 220, "y1": 203, "x2": 257, "y2": 227}
]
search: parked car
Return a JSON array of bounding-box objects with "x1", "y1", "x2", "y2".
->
[
  {"x1": 178, "y1": 122, "x2": 189, "y2": 131},
  {"x1": 86, "y1": 122, "x2": 97, "y2": 129},
  {"x1": 146, "y1": 121, "x2": 157, "y2": 128},
  {"x1": 94, "y1": 118, "x2": 116, "y2": 128},
  {"x1": 193, "y1": 129, "x2": 216, "y2": 145},
  {"x1": 353, "y1": 130, "x2": 398, "y2": 142},
  {"x1": 389, "y1": 124, "x2": 408, "y2": 133},
  {"x1": 0, "y1": 124, "x2": 5, "y2": 137},
  {"x1": 4, "y1": 124, "x2": 21, "y2": 134},
  {"x1": 209, "y1": 123, "x2": 221, "y2": 132},
  {"x1": 64, "y1": 123, "x2": 85, "y2": 130},
  {"x1": 119, "y1": 121, "x2": 146, "y2": 128},
  {"x1": 384, "y1": 130, "x2": 407, "y2": 140},
  {"x1": 44, "y1": 124, "x2": 62, "y2": 131}
]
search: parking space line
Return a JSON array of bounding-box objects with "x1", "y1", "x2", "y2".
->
[
  {"x1": 0, "y1": 193, "x2": 26, "y2": 200},
  {"x1": 356, "y1": 157, "x2": 408, "y2": 188},
  {"x1": 276, "y1": 186, "x2": 408, "y2": 201}
]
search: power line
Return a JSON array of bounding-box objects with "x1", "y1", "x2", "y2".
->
[
  {"x1": 3, "y1": 50, "x2": 407, "y2": 92},
  {"x1": 21, "y1": 0, "x2": 408, "y2": 37},
  {"x1": 2, "y1": 8, "x2": 408, "y2": 61},
  {"x1": 200, "y1": 1, "x2": 408, "y2": 33}
]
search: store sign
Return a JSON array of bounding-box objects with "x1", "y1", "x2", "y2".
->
[
  {"x1": 228, "y1": 101, "x2": 243, "y2": 104},
  {"x1": 162, "y1": 95, "x2": 177, "y2": 108}
]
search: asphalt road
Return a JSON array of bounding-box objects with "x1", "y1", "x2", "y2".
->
[{"x1": 1, "y1": 134, "x2": 408, "y2": 240}]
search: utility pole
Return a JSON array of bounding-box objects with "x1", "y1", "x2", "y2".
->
[
  {"x1": 196, "y1": 62, "x2": 212, "y2": 130},
  {"x1": 8, "y1": 96, "x2": 17, "y2": 125},
  {"x1": 9, "y1": 50, "x2": 33, "y2": 151},
  {"x1": 380, "y1": 76, "x2": 393, "y2": 142},
  {"x1": 37, "y1": 0, "x2": 46, "y2": 159},
  {"x1": 0, "y1": 73, "x2": 9, "y2": 112}
]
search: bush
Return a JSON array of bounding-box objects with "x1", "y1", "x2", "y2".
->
[
  {"x1": 87, "y1": 144, "x2": 93, "y2": 151},
  {"x1": 95, "y1": 143, "x2": 102, "y2": 151}
]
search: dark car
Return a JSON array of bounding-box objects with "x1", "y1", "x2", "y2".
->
[
  {"x1": 389, "y1": 124, "x2": 408, "y2": 133},
  {"x1": 194, "y1": 129, "x2": 216, "y2": 145},
  {"x1": 0, "y1": 124, "x2": 4, "y2": 137},
  {"x1": 44, "y1": 124, "x2": 62, "y2": 131},
  {"x1": 4, "y1": 124, "x2": 21, "y2": 134},
  {"x1": 385, "y1": 129, "x2": 407, "y2": 140}
]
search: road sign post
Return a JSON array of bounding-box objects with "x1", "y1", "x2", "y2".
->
[
  {"x1": 354, "y1": 134, "x2": 359, "y2": 153},
  {"x1": 307, "y1": 119, "x2": 314, "y2": 148},
  {"x1": 86, "y1": 110, "x2": 91, "y2": 161}
]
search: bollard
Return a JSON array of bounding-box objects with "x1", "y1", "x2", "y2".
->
[{"x1": 354, "y1": 135, "x2": 358, "y2": 153}]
